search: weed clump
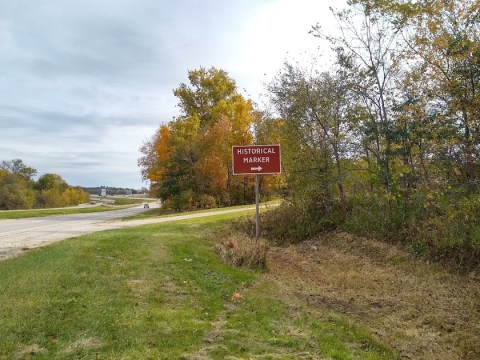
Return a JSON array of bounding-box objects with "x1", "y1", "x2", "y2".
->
[{"x1": 215, "y1": 234, "x2": 268, "y2": 269}]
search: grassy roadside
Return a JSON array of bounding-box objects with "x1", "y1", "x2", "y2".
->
[
  {"x1": 122, "y1": 201, "x2": 281, "y2": 221},
  {"x1": 100, "y1": 197, "x2": 147, "y2": 206},
  {"x1": 0, "y1": 205, "x2": 122, "y2": 220},
  {"x1": 0, "y1": 212, "x2": 397, "y2": 359}
]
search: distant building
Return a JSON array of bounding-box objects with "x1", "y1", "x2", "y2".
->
[{"x1": 100, "y1": 187, "x2": 107, "y2": 197}]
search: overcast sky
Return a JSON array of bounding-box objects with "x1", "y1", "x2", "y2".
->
[{"x1": 0, "y1": 0, "x2": 345, "y2": 189}]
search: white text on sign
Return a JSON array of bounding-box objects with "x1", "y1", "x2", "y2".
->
[
  {"x1": 235, "y1": 147, "x2": 277, "y2": 155},
  {"x1": 243, "y1": 157, "x2": 270, "y2": 163}
]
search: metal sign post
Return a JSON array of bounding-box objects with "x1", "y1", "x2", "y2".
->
[
  {"x1": 232, "y1": 144, "x2": 281, "y2": 238},
  {"x1": 255, "y1": 174, "x2": 260, "y2": 238}
]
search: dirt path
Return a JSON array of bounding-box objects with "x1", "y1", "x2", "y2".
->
[{"x1": 266, "y1": 231, "x2": 480, "y2": 360}]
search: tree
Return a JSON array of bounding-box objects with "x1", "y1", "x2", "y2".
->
[
  {"x1": 173, "y1": 67, "x2": 238, "y2": 130},
  {"x1": 0, "y1": 162, "x2": 87, "y2": 209},
  {"x1": 0, "y1": 170, "x2": 35, "y2": 210},
  {"x1": 312, "y1": 3, "x2": 404, "y2": 193},
  {"x1": 351, "y1": 0, "x2": 480, "y2": 191},
  {"x1": 269, "y1": 62, "x2": 352, "y2": 216},
  {"x1": 0, "y1": 159, "x2": 37, "y2": 180},
  {"x1": 403, "y1": 0, "x2": 480, "y2": 190},
  {"x1": 138, "y1": 124, "x2": 173, "y2": 196},
  {"x1": 34, "y1": 173, "x2": 86, "y2": 208},
  {"x1": 139, "y1": 67, "x2": 261, "y2": 209},
  {"x1": 35, "y1": 173, "x2": 68, "y2": 192}
]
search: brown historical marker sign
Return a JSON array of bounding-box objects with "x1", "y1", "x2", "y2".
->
[{"x1": 232, "y1": 144, "x2": 281, "y2": 175}]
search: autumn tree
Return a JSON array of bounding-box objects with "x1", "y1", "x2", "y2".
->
[
  {"x1": 402, "y1": 0, "x2": 480, "y2": 190},
  {"x1": 35, "y1": 173, "x2": 89, "y2": 208},
  {"x1": 248, "y1": 0, "x2": 480, "y2": 268},
  {"x1": 138, "y1": 124, "x2": 173, "y2": 197},
  {"x1": 305, "y1": 1, "x2": 440, "y2": 231},
  {"x1": 173, "y1": 67, "x2": 239, "y2": 130},
  {"x1": 0, "y1": 160, "x2": 88, "y2": 209},
  {"x1": 347, "y1": 0, "x2": 480, "y2": 189},
  {"x1": 0, "y1": 169, "x2": 35, "y2": 210},
  {"x1": 36, "y1": 173, "x2": 68, "y2": 192},
  {"x1": 139, "y1": 67, "x2": 275, "y2": 210},
  {"x1": 0, "y1": 160, "x2": 37, "y2": 210}
]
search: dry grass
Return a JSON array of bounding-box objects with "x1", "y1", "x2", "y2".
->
[
  {"x1": 63, "y1": 335, "x2": 103, "y2": 355},
  {"x1": 266, "y1": 230, "x2": 480, "y2": 360},
  {"x1": 215, "y1": 234, "x2": 269, "y2": 269},
  {"x1": 16, "y1": 344, "x2": 45, "y2": 359},
  {"x1": 126, "y1": 279, "x2": 152, "y2": 307}
]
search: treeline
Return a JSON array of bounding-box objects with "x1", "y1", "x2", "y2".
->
[
  {"x1": 0, "y1": 159, "x2": 89, "y2": 210},
  {"x1": 138, "y1": 68, "x2": 283, "y2": 211},
  {"x1": 262, "y1": 0, "x2": 480, "y2": 267},
  {"x1": 140, "y1": 1, "x2": 480, "y2": 266}
]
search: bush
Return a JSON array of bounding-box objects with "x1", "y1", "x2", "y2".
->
[
  {"x1": 344, "y1": 193, "x2": 401, "y2": 237},
  {"x1": 255, "y1": 202, "x2": 337, "y2": 245},
  {"x1": 164, "y1": 192, "x2": 220, "y2": 212},
  {"x1": 159, "y1": 198, "x2": 176, "y2": 213},
  {"x1": 196, "y1": 194, "x2": 216, "y2": 209},
  {"x1": 0, "y1": 184, "x2": 35, "y2": 210},
  {"x1": 341, "y1": 189, "x2": 480, "y2": 271},
  {"x1": 215, "y1": 234, "x2": 268, "y2": 269},
  {"x1": 411, "y1": 194, "x2": 480, "y2": 269}
]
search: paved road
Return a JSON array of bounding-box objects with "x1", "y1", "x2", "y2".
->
[
  {"x1": 0, "y1": 205, "x2": 156, "y2": 260},
  {"x1": 0, "y1": 204, "x2": 261, "y2": 261}
]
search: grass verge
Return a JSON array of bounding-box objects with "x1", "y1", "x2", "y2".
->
[
  {"x1": 122, "y1": 201, "x2": 280, "y2": 221},
  {"x1": 0, "y1": 212, "x2": 397, "y2": 359},
  {"x1": 110, "y1": 198, "x2": 146, "y2": 206},
  {"x1": 0, "y1": 205, "x2": 119, "y2": 220}
]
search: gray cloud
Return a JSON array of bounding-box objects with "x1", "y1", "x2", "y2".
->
[
  {"x1": 0, "y1": 0, "x2": 343, "y2": 188},
  {"x1": 0, "y1": 106, "x2": 98, "y2": 130}
]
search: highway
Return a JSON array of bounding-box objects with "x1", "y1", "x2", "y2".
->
[
  {"x1": 0, "y1": 203, "x2": 262, "y2": 261},
  {"x1": 0, "y1": 205, "x2": 155, "y2": 260}
]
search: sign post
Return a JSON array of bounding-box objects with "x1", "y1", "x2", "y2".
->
[
  {"x1": 232, "y1": 144, "x2": 281, "y2": 238},
  {"x1": 255, "y1": 174, "x2": 260, "y2": 238}
]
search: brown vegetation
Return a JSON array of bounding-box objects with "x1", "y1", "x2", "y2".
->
[
  {"x1": 266, "y1": 231, "x2": 480, "y2": 360},
  {"x1": 215, "y1": 233, "x2": 269, "y2": 269}
]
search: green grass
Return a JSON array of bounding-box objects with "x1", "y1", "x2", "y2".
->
[
  {"x1": 0, "y1": 212, "x2": 398, "y2": 359},
  {"x1": 0, "y1": 205, "x2": 117, "y2": 220},
  {"x1": 96, "y1": 196, "x2": 151, "y2": 206},
  {"x1": 123, "y1": 200, "x2": 281, "y2": 221},
  {"x1": 201, "y1": 277, "x2": 397, "y2": 360},
  {"x1": 110, "y1": 198, "x2": 145, "y2": 206}
]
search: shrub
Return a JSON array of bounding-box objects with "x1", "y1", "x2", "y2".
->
[
  {"x1": 164, "y1": 192, "x2": 221, "y2": 212},
  {"x1": 0, "y1": 184, "x2": 35, "y2": 210},
  {"x1": 344, "y1": 192, "x2": 401, "y2": 237},
  {"x1": 411, "y1": 194, "x2": 480, "y2": 269},
  {"x1": 196, "y1": 194, "x2": 216, "y2": 209},
  {"x1": 159, "y1": 198, "x2": 176, "y2": 213},
  {"x1": 258, "y1": 202, "x2": 337, "y2": 245}
]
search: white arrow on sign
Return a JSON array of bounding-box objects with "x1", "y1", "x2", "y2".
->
[{"x1": 251, "y1": 166, "x2": 263, "y2": 171}]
